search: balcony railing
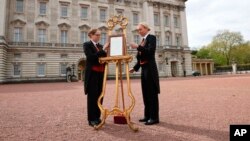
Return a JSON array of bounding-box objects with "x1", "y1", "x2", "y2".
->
[
  {"x1": 55, "y1": 43, "x2": 75, "y2": 47},
  {"x1": 31, "y1": 42, "x2": 53, "y2": 47},
  {"x1": 8, "y1": 42, "x2": 83, "y2": 48},
  {"x1": 8, "y1": 42, "x2": 29, "y2": 46},
  {"x1": 158, "y1": 45, "x2": 184, "y2": 50}
]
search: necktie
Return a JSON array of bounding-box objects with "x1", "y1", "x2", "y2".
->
[
  {"x1": 140, "y1": 38, "x2": 145, "y2": 46},
  {"x1": 138, "y1": 38, "x2": 145, "y2": 55},
  {"x1": 94, "y1": 43, "x2": 99, "y2": 51}
]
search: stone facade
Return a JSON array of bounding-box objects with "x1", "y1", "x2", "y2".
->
[{"x1": 0, "y1": 0, "x2": 191, "y2": 83}]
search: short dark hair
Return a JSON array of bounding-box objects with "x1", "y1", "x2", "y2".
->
[{"x1": 88, "y1": 29, "x2": 99, "y2": 37}]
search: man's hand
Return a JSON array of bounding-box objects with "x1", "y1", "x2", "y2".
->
[
  {"x1": 103, "y1": 42, "x2": 110, "y2": 51},
  {"x1": 130, "y1": 42, "x2": 138, "y2": 49},
  {"x1": 129, "y1": 68, "x2": 135, "y2": 73}
]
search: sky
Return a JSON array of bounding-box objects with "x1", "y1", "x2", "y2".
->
[{"x1": 186, "y1": 0, "x2": 250, "y2": 49}]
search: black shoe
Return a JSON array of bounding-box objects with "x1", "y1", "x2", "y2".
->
[
  {"x1": 95, "y1": 119, "x2": 101, "y2": 124},
  {"x1": 88, "y1": 121, "x2": 97, "y2": 127},
  {"x1": 145, "y1": 119, "x2": 159, "y2": 125},
  {"x1": 139, "y1": 117, "x2": 149, "y2": 122}
]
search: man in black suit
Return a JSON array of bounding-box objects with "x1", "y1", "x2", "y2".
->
[
  {"x1": 130, "y1": 23, "x2": 160, "y2": 125},
  {"x1": 83, "y1": 29, "x2": 109, "y2": 127}
]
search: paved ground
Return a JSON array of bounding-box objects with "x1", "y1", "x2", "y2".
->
[{"x1": 0, "y1": 74, "x2": 250, "y2": 141}]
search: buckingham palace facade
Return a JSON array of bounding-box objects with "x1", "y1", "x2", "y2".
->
[{"x1": 0, "y1": 0, "x2": 191, "y2": 83}]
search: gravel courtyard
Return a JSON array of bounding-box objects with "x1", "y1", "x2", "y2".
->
[{"x1": 1, "y1": 75, "x2": 250, "y2": 141}]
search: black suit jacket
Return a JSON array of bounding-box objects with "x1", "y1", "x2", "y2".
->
[
  {"x1": 83, "y1": 41, "x2": 107, "y2": 94},
  {"x1": 133, "y1": 34, "x2": 160, "y2": 94}
]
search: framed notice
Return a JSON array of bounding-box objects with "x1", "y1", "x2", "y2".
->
[{"x1": 109, "y1": 35, "x2": 125, "y2": 56}]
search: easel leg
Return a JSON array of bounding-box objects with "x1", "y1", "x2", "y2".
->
[
  {"x1": 94, "y1": 109, "x2": 107, "y2": 130},
  {"x1": 94, "y1": 64, "x2": 108, "y2": 130},
  {"x1": 125, "y1": 62, "x2": 138, "y2": 131},
  {"x1": 124, "y1": 110, "x2": 139, "y2": 132}
]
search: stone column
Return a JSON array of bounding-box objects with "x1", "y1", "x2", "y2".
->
[
  {"x1": 170, "y1": 6, "x2": 175, "y2": 46},
  {"x1": 180, "y1": 7, "x2": 189, "y2": 47},
  {"x1": 143, "y1": 1, "x2": 155, "y2": 33},
  {"x1": 142, "y1": 1, "x2": 149, "y2": 21},
  {"x1": 199, "y1": 63, "x2": 203, "y2": 75},
  {"x1": 205, "y1": 63, "x2": 208, "y2": 75},
  {"x1": 160, "y1": 5, "x2": 165, "y2": 46},
  {"x1": 210, "y1": 63, "x2": 213, "y2": 74},
  {"x1": 0, "y1": 0, "x2": 8, "y2": 83},
  {"x1": 0, "y1": 0, "x2": 7, "y2": 36}
]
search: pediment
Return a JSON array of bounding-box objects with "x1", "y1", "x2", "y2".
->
[
  {"x1": 35, "y1": 20, "x2": 50, "y2": 26},
  {"x1": 98, "y1": 26, "x2": 108, "y2": 31},
  {"x1": 58, "y1": 20, "x2": 71, "y2": 28},
  {"x1": 78, "y1": 24, "x2": 90, "y2": 30},
  {"x1": 131, "y1": 29, "x2": 138, "y2": 33},
  {"x1": 10, "y1": 19, "x2": 26, "y2": 25}
]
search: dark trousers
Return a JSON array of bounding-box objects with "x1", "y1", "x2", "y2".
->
[
  {"x1": 87, "y1": 71, "x2": 104, "y2": 121},
  {"x1": 141, "y1": 65, "x2": 159, "y2": 120}
]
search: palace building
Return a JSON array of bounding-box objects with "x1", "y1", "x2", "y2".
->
[{"x1": 0, "y1": 0, "x2": 191, "y2": 83}]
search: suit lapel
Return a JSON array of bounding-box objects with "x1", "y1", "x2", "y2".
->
[
  {"x1": 144, "y1": 34, "x2": 150, "y2": 47},
  {"x1": 89, "y1": 41, "x2": 99, "y2": 52}
]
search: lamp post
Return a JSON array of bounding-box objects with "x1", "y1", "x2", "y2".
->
[
  {"x1": 72, "y1": 63, "x2": 75, "y2": 76},
  {"x1": 70, "y1": 63, "x2": 77, "y2": 81},
  {"x1": 182, "y1": 57, "x2": 186, "y2": 77},
  {"x1": 165, "y1": 57, "x2": 168, "y2": 65}
]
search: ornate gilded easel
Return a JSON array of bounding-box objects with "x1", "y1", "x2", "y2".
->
[{"x1": 94, "y1": 15, "x2": 138, "y2": 132}]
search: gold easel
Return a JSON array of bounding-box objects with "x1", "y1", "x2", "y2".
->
[{"x1": 94, "y1": 15, "x2": 138, "y2": 132}]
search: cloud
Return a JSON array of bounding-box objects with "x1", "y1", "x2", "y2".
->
[{"x1": 186, "y1": 0, "x2": 250, "y2": 49}]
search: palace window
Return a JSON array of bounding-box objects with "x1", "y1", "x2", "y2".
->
[
  {"x1": 133, "y1": 12, "x2": 139, "y2": 25},
  {"x1": 165, "y1": 35, "x2": 171, "y2": 46},
  {"x1": 39, "y1": 2, "x2": 46, "y2": 15},
  {"x1": 155, "y1": 32, "x2": 161, "y2": 47},
  {"x1": 100, "y1": 32, "x2": 107, "y2": 45},
  {"x1": 38, "y1": 29, "x2": 46, "y2": 43},
  {"x1": 13, "y1": 27, "x2": 22, "y2": 42},
  {"x1": 61, "y1": 30, "x2": 68, "y2": 44},
  {"x1": 176, "y1": 35, "x2": 182, "y2": 46},
  {"x1": 154, "y1": 13, "x2": 160, "y2": 26},
  {"x1": 81, "y1": 7, "x2": 88, "y2": 19},
  {"x1": 100, "y1": 9, "x2": 107, "y2": 22},
  {"x1": 81, "y1": 31, "x2": 88, "y2": 43},
  {"x1": 61, "y1": 5, "x2": 68, "y2": 17},
  {"x1": 174, "y1": 16, "x2": 180, "y2": 28},
  {"x1": 13, "y1": 64, "x2": 21, "y2": 77},
  {"x1": 164, "y1": 15, "x2": 170, "y2": 27},
  {"x1": 16, "y1": 0, "x2": 24, "y2": 13},
  {"x1": 13, "y1": 64, "x2": 21, "y2": 76},
  {"x1": 60, "y1": 63, "x2": 67, "y2": 76},
  {"x1": 37, "y1": 64, "x2": 46, "y2": 76}
]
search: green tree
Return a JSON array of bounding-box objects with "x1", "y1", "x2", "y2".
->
[
  {"x1": 212, "y1": 30, "x2": 244, "y2": 65},
  {"x1": 196, "y1": 46, "x2": 210, "y2": 59},
  {"x1": 196, "y1": 44, "x2": 226, "y2": 66},
  {"x1": 231, "y1": 42, "x2": 250, "y2": 64},
  {"x1": 193, "y1": 30, "x2": 248, "y2": 66}
]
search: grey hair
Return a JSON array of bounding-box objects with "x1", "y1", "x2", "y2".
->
[{"x1": 138, "y1": 22, "x2": 151, "y2": 31}]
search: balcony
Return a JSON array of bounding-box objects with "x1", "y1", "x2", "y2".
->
[
  {"x1": 8, "y1": 42, "x2": 82, "y2": 48},
  {"x1": 8, "y1": 42, "x2": 29, "y2": 46},
  {"x1": 158, "y1": 45, "x2": 185, "y2": 51}
]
